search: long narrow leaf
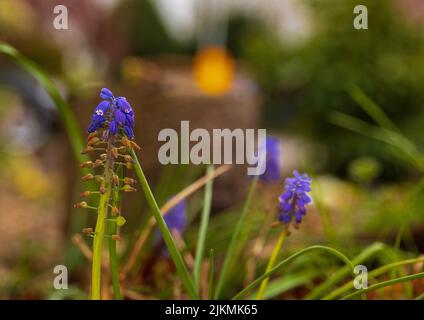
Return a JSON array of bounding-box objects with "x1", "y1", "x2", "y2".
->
[
  {"x1": 215, "y1": 175, "x2": 259, "y2": 299},
  {"x1": 208, "y1": 249, "x2": 215, "y2": 300},
  {"x1": 341, "y1": 272, "x2": 424, "y2": 300},
  {"x1": 324, "y1": 256, "x2": 424, "y2": 300},
  {"x1": 233, "y1": 245, "x2": 353, "y2": 300},
  {"x1": 194, "y1": 164, "x2": 214, "y2": 289},
  {"x1": 347, "y1": 83, "x2": 399, "y2": 132},
  {"x1": 247, "y1": 270, "x2": 320, "y2": 300},
  {"x1": 305, "y1": 242, "x2": 384, "y2": 299},
  {"x1": 329, "y1": 111, "x2": 424, "y2": 170},
  {"x1": 130, "y1": 149, "x2": 198, "y2": 299}
]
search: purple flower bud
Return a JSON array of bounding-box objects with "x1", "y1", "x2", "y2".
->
[
  {"x1": 88, "y1": 114, "x2": 105, "y2": 133},
  {"x1": 87, "y1": 101, "x2": 111, "y2": 133},
  {"x1": 280, "y1": 213, "x2": 291, "y2": 223},
  {"x1": 95, "y1": 100, "x2": 110, "y2": 112},
  {"x1": 124, "y1": 126, "x2": 134, "y2": 138},
  {"x1": 114, "y1": 97, "x2": 127, "y2": 110},
  {"x1": 114, "y1": 109, "x2": 126, "y2": 125},
  {"x1": 125, "y1": 114, "x2": 134, "y2": 128},
  {"x1": 109, "y1": 121, "x2": 118, "y2": 135},
  {"x1": 117, "y1": 97, "x2": 132, "y2": 112},
  {"x1": 100, "y1": 87, "x2": 114, "y2": 100}
]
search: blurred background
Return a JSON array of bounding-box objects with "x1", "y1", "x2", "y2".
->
[{"x1": 1, "y1": 0, "x2": 424, "y2": 299}]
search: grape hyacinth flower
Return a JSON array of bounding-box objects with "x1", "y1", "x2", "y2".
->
[
  {"x1": 257, "y1": 136, "x2": 282, "y2": 183},
  {"x1": 88, "y1": 87, "x2": 135, "y2": 138},
  {"x1": 75, "y1": 87, "x2": 140, "y2": 300},
  {"x1": 257, "y1": 170, "x2": 312, "y2": 299},
  {"x1": 279, "y1": 170, "x2": 312, "y2": 225}
]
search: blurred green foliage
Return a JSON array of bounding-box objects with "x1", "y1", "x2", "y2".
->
[
  {"x1": 126, "y1": 0, "x2": 194, "y2": 56},
  {"x1": 348, "y1": 156, "x2": 381, "y2": 184},
  {"x1": 236, "y1": 0, "x2": 424, "y2": 180}
]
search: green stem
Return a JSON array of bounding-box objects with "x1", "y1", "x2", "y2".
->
[
  {"x1": 256, "y1": 229, "x2": 287, "y2": 299},
  {"x1": 341, "y1": 272, "x2": 424, "y2": 300},
  {"x1": 107, "y1": 223, "x2": 121, "y2": 299},
  {"x1": 233, "y1": 245, "x2": 353, "y2": 300},
  {"x1": 208, "y1": 249, "x2": 215, "y2": 300},
  {"x1": 108, "y1": 166, "x2": 123, "y2": 300},
  {"x1": 215, "y1": 175, "x2": 259, "y2": 299},
  {"x1": 130, "y1": 149, "x2": 198, "y2": 299},
  {"x1": 194, "y1": 165, "x2": 214, "y2": 289},
  {"x1": 91, "y1": 156, "x2": 113, "y2": 300}
]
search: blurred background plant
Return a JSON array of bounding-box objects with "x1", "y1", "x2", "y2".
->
[{"x1": 1, "y1": 0, "x2": 424, "y2": 299}]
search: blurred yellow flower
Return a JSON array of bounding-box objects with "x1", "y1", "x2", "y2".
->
[
  {"x1": 121, "y1": 56, "x2": 144, "y2": 83},
  {"x1": 8, "y1": 157, "x2": 51, "y2": 200},
  {"x1": 193, "y1": 46, "x2": 234, "y2": 96}
]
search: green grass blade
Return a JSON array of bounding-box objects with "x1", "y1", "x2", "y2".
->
[
  {"x1": 233, "y1": 245, "x2": 353, "y2": 300},
  {"x1": 130, "y1": 149, "x2": 198, "y2": 299},
  {"x1": 194, "y1": 164, "x2": 214, "y2": 290},
  {"x1": 215, "y1": 175, "x2": 259, "y2": 299},
  {"x1": 341, "y1": 272, "x2": 424, "y2": 300},
  {"x1": 208, "y1": 249, "x2": 215, "y2": 300},
  {"x1": 247, "y1": 270, "x2": 320, "y2": 300},
  {"x1": 305, "y1": 242, "x2": 384, "y2": 299},
  {"x1": 415, "y1": 292, "x2": 424, "y2": 300},
  {"x1": 324, "y1": 256, "x2": 424, "y2": 300},
  {"x1": 329, "y1": 111, "x2": 424, "y2": 171},
  {"x1": 347, "y1": 84, "x2": 399, "y2": 132}
]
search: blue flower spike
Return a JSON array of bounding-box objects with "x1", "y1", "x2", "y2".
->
[
  {"x1": 278, "y1": 170, "x2": 312, "y2": 227},
  {"x1": 76, "y1": 87, "x2": 141, "y2": 300},
  {"x1": 88, "y1": 88, "x2": 135, "y2": 139}
]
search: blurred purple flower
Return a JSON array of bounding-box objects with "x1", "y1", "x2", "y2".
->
[
  {"x1": 164, "y1": 199, "x2": 187, "y2": 234},
  {"x1": 88, "y1": 88, "x2": 135, "y2": 138},
  {"x1": 279, "y1": 170, "x2": 312, "y2": 225},
  {"x1": 257, "y1": 136, "x2": 282, "y2": 183},
  {"x1": 156, "y1": 198, "x2": 187, "y2": 257}
]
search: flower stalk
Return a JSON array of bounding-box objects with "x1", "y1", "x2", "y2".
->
[
  {"x1": 256, "y1": 170, "x2": 312, "y2": 300},
  {"x1": 91, "y1": 149, "x2": 113, "y2": 299},
  {"x1": 256, "y1": 228, "x2": 287, "y2": 299},
  {"x1": 74, "y1": 88, "x2": 137, "y2": 300},
  {"x1": 107, "y1": 165, "x2": 123, "y2": 300}
]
